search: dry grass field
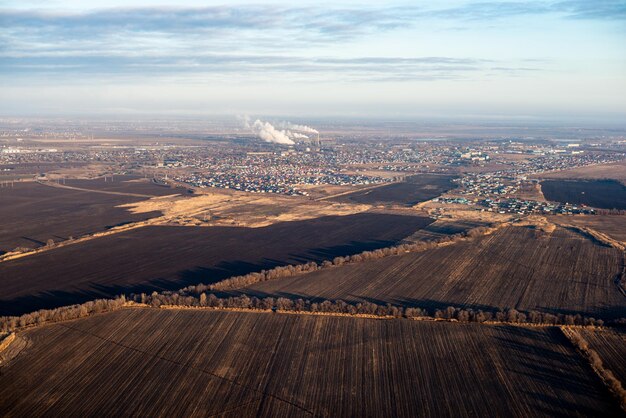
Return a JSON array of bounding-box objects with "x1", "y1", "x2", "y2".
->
[
  {"x1": 536, "y1": 160, "x2": 626, "y2": 184},
  {"x1": 0, "y1": 308, "x2": 619, "y2": 417},
  {"x1": 119, "y1": 187, "x2": 372, "y2": 228},
  {"x1": 0, "y1": 213, "x2": 432, "y2": 316},
  {"x1": 0, "y1": 181, "x2": 167, "y2": 253},
  {"x1": 241, "y1": 226, "x2": 625, "y2": 319},
  {"x1": 578, "y1": 329, "x2": 626, "y2": 383}
]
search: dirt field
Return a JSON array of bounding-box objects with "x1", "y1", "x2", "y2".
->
[
  {"x1": 0, "y1": 308, "x2": 619, "y2": 417},
  {"x1": 541, "y1": 179, "x2": 626, "y2": 210},
  {"x1": 0, "y1": 162, "x2": 90, "y2": 181},
  {"x1": 0, "y1": 213, "x2": 432, "y2": 316},
  {"x1": 0, "y1": 181, "x2": 168, "y2": 253},
  {"x1": 62, "y1": 175, "x2": 188, "y2": 195},
  {"x1": 241, "y1": 226, "x2": 625, "y2": 319},
  {"x1": 332, "y1": 174, "x2": 456, "y2": 206},
  {"x1": 578, "y1": 328, "x2": 626, "y2": 384},
  {"x1": 508, "y1": 181, "x2": 545, "y2": 201}
]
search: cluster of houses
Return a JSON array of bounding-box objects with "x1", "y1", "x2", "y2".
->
[{"x1": 433, "y1": 196, "x2": 595, "y2": 215}]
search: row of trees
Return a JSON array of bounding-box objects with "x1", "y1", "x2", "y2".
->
[
  {"x1": 432, "y1": 305, "x2": 605, "y2": 326},
  {"x1": 0, "y1": 296, "x2": 127, "y2": 333},
  {"x1": 563, "y1": 329, "x2": 626, "y2": 412},
  {"x1": 142, "y1": 292, "x2": 415, "y2": 318},
  {"x1": 181, "y1": 225, "x2": 496, "y2": 294},
  {"x1": 139, "y1": 292, "x2": 607, "y2": 326},
  {"x1": 1, "y1": 291, "x2": 615, "y2": 333}
]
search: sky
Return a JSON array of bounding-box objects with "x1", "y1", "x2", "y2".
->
[{"x1": 0, "y1": 0, "x2": 625, "y2": 122}]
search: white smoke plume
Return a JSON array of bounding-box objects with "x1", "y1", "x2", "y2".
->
[
  {"x1": 240, "y1": 116, "x2": 295, "y2": 145},
  {"x1": 287, "y1": 131, "x2": 309, "y2": 139},
  {"x1": 279, "y1": 121, "x2": 319, "y2": 134}
]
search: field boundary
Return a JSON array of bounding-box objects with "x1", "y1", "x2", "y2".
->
[{"x1": 561, "y1": 327, "x2": 626, "y2": 412}]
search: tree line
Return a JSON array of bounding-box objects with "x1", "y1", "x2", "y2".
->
[
  {"x1": 563, "y1": 329, "x2": 626, "y2": 412},
  {"x1": 0, "y1": 296, "x2": 126, "y2": 332},
  {"x1": 0, "y1": 291, "x2": 616, "y2": 334},
  {"x1": 141, "y1": 292, "x2": 607, "y2": 326}
]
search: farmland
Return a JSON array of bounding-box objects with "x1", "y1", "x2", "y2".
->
[
  {"x1": 578, "y1": 329, "x2": 626, "y2": 383},
  {"x1": 0, "y1": 180, "x2": 170, "y2": 253},
  {"x1": 333, "y1": 174, "x2": 456, "y2": 206},
  {"x1": 552, "y1": 215, "x2": 626, "y2": 243},
  {"x1": 0, "y1": 308, "x2": 620, "y2": 417},
  {"x1": 541, "y1": 179, "x2": 626, "y2": 210},
  {"x1": 240, "y1": 226, "x2": 626, "y2": 319},
  {"x1": 0, "y1": 213, "x2": 432, "y2": 316}
]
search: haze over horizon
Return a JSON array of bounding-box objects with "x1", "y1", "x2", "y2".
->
[{"x1": 1, "y1": 1, "x2": 625, "y2": 123}]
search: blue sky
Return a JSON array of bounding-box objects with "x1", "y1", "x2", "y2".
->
[{"x1": 1, "y1": 1, "x2": 625, "y2": 122}]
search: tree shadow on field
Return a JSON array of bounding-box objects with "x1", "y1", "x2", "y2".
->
[
  {"x1": 392, "y1": 297, "x2": 626, "y2": 321},
  {"x1": 20, "y1": 236, "x2": 46, "y2": 246},
  {"x1": 392, "y1": 297, "x2": 497, "y2": 314},
  {"x1": 491, "y1": 327, "x2": 621, "y2": 416},
  {"x1": 533, "y1": 305, "x2": 626, "y2": 321},
  {"x1": 530, "y1": 393, "x2": 619, "y2": 417},
  {"x1": 305, "y1": 239, "x2": 397, "y2": 260}
]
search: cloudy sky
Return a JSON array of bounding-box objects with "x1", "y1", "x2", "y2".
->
[{"x1": 1, "y1": 0, "x2": 625, "y2": 122}]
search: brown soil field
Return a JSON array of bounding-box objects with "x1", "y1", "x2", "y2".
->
[
  {"x1": 62, "y1": 175, "x2": 188, "y2": 195},
  {"x1": 0, "y1": 181, "x2": 167, "y2": 253},
  {"x1": 541, "y1": 180, "x2": 626, "y2": 210},
  {"x1": 0, "y1": 213, "x2": 432, "y2": 316},
  {"x1": 241, "y1": 226, "x2": 626, "y2": 319},
  {"x1": 578, "y1": 329, "x2": 626, "y2": 384},
  {"x1": 551, "y1": 215, "x2": 626, "y2": 243},
  {"x1": 0, "y1": 308, "x2": 619, "y2": 417},
  {"x1": 332, "y1": 174, "x2": 456, "y2": 206},
  {"x1": 0, "y1": 162, "x2": 90, "y2": 181}
]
